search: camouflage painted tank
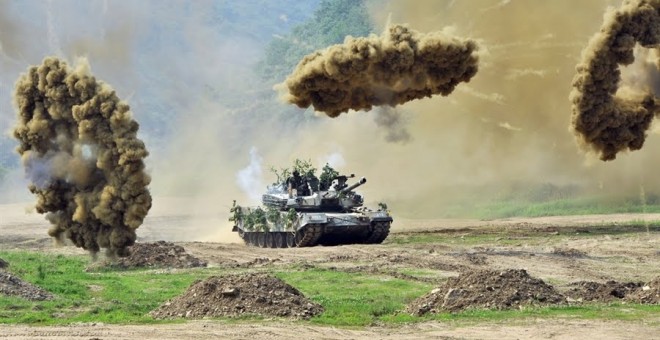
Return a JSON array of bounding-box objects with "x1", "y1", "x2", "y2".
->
[{"x1": 230, "y1": 164, "x2": 392, "y2": 247}]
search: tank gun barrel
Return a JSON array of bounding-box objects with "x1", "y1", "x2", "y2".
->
[{"x1": 340, "y1": 177, "x2": 366, "y2": 194}]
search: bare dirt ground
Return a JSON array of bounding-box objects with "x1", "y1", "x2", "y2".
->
[{"x1": 1, "y1": 200, "x2": 659, "y2": 339}]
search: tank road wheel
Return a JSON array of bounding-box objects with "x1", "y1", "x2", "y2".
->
[
  {"x1": 238, "y1": 230, "x2": 248, "y2": 245},
  {"x1": 364, "y1": 222, "x2": 391, "y2": 244},
  {"x1": 247, "y1": 233, "x2": 257, "y2": 246},
  {"x1": 256, "y1": 232, "x2": 267, "y2": 248},
  {"x1": 285, "y1": 232, "x2": 296, "y2": 248},
  {"x1": 273, "y1": 233, "x2": 285, "y2": 248},
  {"x1": 266, "y1": 233, "x2": 276, "y2": 248},
  {"x1": 243, "y1": 233, "x2": 251, "y2": 246}
]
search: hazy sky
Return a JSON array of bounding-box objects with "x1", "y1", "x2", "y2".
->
[{"x1": 2, "y1": 0, "x2": 659, "y2": 222}]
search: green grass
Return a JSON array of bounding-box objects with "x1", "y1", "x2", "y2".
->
[
  {"x1": 275, "y1": 268, "x2": 432, "y2": 326},
  {"x1": 1, "y1": 251, "x2": 658, "y2": 327},
  {"x1": 0, "y1": 251, "x2": 207, "y2": 325},
  {"x1": 423, "y1": 304, "x2": 660, "y2": 323},
  {"x1": 276, "y1": 269, "x2": 660, "y2": 326},
  {"x1": 388, "y1": 223, "x2": 660, "y2": 246},
  {"x1": 399, "y1": 191, "x2": 660, "y2": 219},
  {"x1": 466, "y1": 198, "x2": 660, "y2": 220}
]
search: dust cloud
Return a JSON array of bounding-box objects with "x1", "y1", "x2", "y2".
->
[
  {"x1": 13, "y1": 57, "x2": 151, "y2": 256},
  {"x1": 0, "y1": 1, "x2": 19, "y2": 60},
  {"x1": 571, "y1": 0, "x2": 660, "y2": 161},
  {"x1": 279, "y1": 24, "x2": 479, "y2": 117},
  {"x1": 281, "y1": 0, "x2": 660, "y2": 215},
  {"x1": 372, "y1": 106, "x2": 412, "y2": 143}
]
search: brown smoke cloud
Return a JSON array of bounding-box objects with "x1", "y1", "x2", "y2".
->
[
  {"x1": 571, "y1": 0, "x2": 660, "y2": 161},
  {"x1": 278, "y1": 0, "x2": 660, "y2": 216},
  {"x1": 12, "y1": 57, "x2": 151, "y2": 256},
  {"x1": 280, "y1": 24, "x2": 479, "y2": 117}
]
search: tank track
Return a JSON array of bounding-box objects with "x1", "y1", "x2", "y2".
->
[
  {"x1": 239, "y1": 222, "x2": 389, "y2": 247},
  {"x1": 363, "y1": 221, "x2": 390, "y2": 244},
  {"x1": 295, "y1": 224, "x2": 323, "y2": 247},
  {"x1": 239, "y1": 225, "x2": 323, "y2": 248}
]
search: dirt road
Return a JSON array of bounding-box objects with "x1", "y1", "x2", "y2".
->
[{"x1": 1, "y1": 318, "x2": 659, "y2": 340}]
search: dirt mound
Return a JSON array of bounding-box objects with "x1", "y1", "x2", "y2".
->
[
  {"x1": 565, "y1": 281, "x2": 643, "y2": 302},
  {"x1": 119, "y1": 241, "x2": 207, "y2": 268},
  {"x1": 90, "y1": 241, "x2": 207, "y2": 269},
  {"x1": 0, "y1": 258, "x2": 8, "y2": 269},
  {"x1": 407, "y1": 269, "x2": 565, "y2": 314},
  {"x1": 150, "y1": 273, "x2": 323, "y2": 320},
  {"x1": 0, "y1": 272, "x2": 54, "y2": 301},
  {"x1": 566, "y1": 277, "x2": 660, "y2": 304},
  {"x1": 627, "y1": 277, "x2": 660, "y2": 304}
]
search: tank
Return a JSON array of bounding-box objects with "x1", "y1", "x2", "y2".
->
[{"x1": 230, "y1": 164, "x2": 392, "y2": 247}]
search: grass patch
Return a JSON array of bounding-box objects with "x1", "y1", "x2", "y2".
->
[
  {"x1": 276, "y1": 268, "x2": 432, "y2": 326},
  {"x1": 0, "y1": 251, "x2": 208, "y2": 325},
  {"x1": 466, "y1": 198, "x2": 660, "y2": 220},
  {"x1": 1, "y1": 251, "x2": 658, "y2": 327},
  {"x1": 398, "y1": 188, "x2": 660, "y2": 219},
  {"x1": 277, "y1": 268, "x2": 660, "y2": 326},
  {"x1": 388, "y1": 223, "x2": 659, "y2": 246},
  {"x1": 421, "y1": 304, "x2": 660, "y2": 323}
]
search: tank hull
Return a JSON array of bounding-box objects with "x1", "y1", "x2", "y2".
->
[{"x1": 232, "y1": 208, "x2": 392, "y2": 247}]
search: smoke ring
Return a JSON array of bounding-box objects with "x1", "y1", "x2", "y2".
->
[{"x1": 570, "y1": 0, "x2": 660, "y2": 161}]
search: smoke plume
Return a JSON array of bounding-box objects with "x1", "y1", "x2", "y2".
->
[
  {"x1": 13, "y1": 57, "x2": 151, "y2": 256},
  {"x1": 373, "y1": 106, "x2": 412, "y2": 143},
  {"x1": 236, "y1": 147, "x2": 264, "y2": 203},
  {"x1": 280, "y1": 24, "x2": 479, "y2": 117},
  {"x1": 570, "y1": 0, "x2": 660, "y2": 161}
]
